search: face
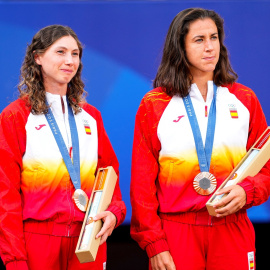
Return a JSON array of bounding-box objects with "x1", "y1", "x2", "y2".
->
[
  {"x1": 35, "y1": 35, "x2": 80, "y2": 91},
  {"x1": 184, "y1": 18, "x2": 220, "y2": 79}
]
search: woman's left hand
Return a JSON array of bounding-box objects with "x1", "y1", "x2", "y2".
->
[
  {"x1": 94, "y1": 211, "x2": 117, "y2": 245},
  {"x1": 213, "y1": 185, "x2": 247, "y2": 217}
]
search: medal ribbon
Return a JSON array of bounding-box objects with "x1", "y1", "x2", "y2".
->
[
  {"x1": 183, "y1": 84, "x2": 217, "y2": 172},
  {"x1": 45, "y1": 99, "x2": 81, "y2": 190}
]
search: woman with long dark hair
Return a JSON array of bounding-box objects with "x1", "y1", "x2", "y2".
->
[
  {"x1": 131, "y1": 8, "x2": 270, "y2": 270},
  {"x1": 0, "y1": 25, "x2": 126, "y2": 270}
]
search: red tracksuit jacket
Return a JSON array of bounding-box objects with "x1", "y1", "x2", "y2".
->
[
  {"x1": 130, "y1": 82, "x2": 270, "y2": 257},
  {"x1": 0, "y1": 93, "x2": 126, "y2": 267}
]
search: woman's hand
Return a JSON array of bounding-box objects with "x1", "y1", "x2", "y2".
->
[
  {"x1": 150, "y1": 251, "x2": 176, "y2": 270},
  {"x1": 213, "y1": 185, "x2": 247, "y2": 217},
  {"x1": 94, "y1": 211, "x2": 117, "y2": 245}
]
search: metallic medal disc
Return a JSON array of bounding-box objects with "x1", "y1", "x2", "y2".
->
[
  {"x1": 193, "y1": 172, "x2": 217, "y2": 195},
  {"x1": 72, "y1": 189, "x2": 89, "y2": 212}
]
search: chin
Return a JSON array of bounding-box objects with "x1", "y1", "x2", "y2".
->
[
  {"x1": 203, "y1": 66, "x2": 216, "y2": 73},
  {"x1": 61, "y1": 78, "x2": 73, "y2": 84}
]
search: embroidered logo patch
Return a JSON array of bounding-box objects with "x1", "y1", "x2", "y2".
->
[
  {"x1": 228, "y1": 104, "x2": 238, "y2": 119},
  {"x1": 83, "y1": 120, "x2": 91, "y2": 135},
  {"x1": 35, "y1": 124, "x2": 46, "y2": 130},
  {"x1": 248, "y1": 251, "x2": 255, "y2": 270},
  {"x1": 173, "y1": 115, "x2": 185, "y2": 122}
]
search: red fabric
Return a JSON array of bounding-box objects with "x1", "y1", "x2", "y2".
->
[
  {"x1": 24, "y1": 230, "x2": 106, "y2": 270},
  {"x1": 23, "y1": 220, "x2": 82, "y2": 237},
  {"x1": 130, "y1": 83, "x2": 270, "y2": 258},
  {"x1": 158, "y1": 211, "x2": 255, "y2": 270},
  {"x1": 159, "y1": 209, "x2": 246, "y2": 226},
  {"x1": 130, "y1": 88, "x2": 171, "y2": 255},
  {"x1": 85, "y1": 102, "x2": 126, "y2": 228},
  {"x1": 0, "y1": 100, "x2": 29, "y2": 264},
  {"x1": 0, "y1": 99, "x2": 126, "y2": 266},
  {"x1": 227, "y1": 83, "x2": 270, "y2": 208},
  {"x1": 6, "y1": 261, "x2": 29, "y2": 270},
  {"x1": 145, "y1": 239, "x2": 169, "y2": 258}
]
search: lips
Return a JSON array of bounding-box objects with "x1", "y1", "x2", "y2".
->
[
  {"x1": 61, "y1": 69, "x2": 73, "y2": 73},
  {"x1": 203, "y1": 56, "x2": 215, "y2": 61}
]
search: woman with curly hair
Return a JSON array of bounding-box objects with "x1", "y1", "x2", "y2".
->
[
  {"x1": 0, "y1": 25, "x2": 126, "y2": 270},
  {"x1": 130, "y1": 8, "x2": 270, "y2": 270}
]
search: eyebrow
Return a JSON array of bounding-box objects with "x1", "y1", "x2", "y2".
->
[
  {"x1": 55, "y1": 46, "x2": 79, "y2": 51},
  {"x1": 192, "y1": 32, "x2": 218, "y2": 40}
]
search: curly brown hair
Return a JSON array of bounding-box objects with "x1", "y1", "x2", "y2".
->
[
  {"x1": 18, "y1": 24, "x2": 86, "y2": 114},
  {"x1": 153, "y1": 8, "x2": 238, "y2": 97}
]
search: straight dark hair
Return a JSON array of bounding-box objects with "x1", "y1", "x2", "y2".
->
[{"x1": 153, "y1": 8, "x2": 238, "y2": 97}]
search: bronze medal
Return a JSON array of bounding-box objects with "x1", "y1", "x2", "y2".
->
[
  {"x1": 193, "y1": 172, "x2": 217, "y2": 195},
  {"x1": 72, "y1": 189, "x2": 89, "y2": 212}
]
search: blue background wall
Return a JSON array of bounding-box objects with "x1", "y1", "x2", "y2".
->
[{"x1": 1, "y1": 1, "x2": 270, "y2": 224}]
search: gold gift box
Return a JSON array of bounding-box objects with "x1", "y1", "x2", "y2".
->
[
  {"x1": 75, "y1": 166, "x2": 117, "y2": 263},
  {"x1": 206, "y1": 127, "x2": 270, "y2": 216}
]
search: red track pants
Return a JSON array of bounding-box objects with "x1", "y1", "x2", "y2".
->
[
  {"x1": 151, "y1": 210, "x2": 255, "y2": 270},
  {"x1": 24, "y1": 221, "x2": 106, "y2": 270}
]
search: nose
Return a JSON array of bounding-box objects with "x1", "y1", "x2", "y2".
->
[
  {"x1": 205, "y1": 39, "x2": 214, "y2": 51},
  {"x1": 65, "y1": 53, "x2": 74, "y2": 65}
]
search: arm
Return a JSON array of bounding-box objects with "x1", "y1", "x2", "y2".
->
[
  {"x1": 0, "y1": 106, "x2": 29, "y2": 270},
  {"x1": 130, "y1": 95, "x2": 170, "y2": 259},
  {"x1": 214, "y1": 86, "x2": 270, "y2": 216},
  {"x1": 94, "y1": 111, "x2": 126, "y2": 243},
  {"x1": 237, "y1": 91, "x2": 270, "y2": 208}
]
